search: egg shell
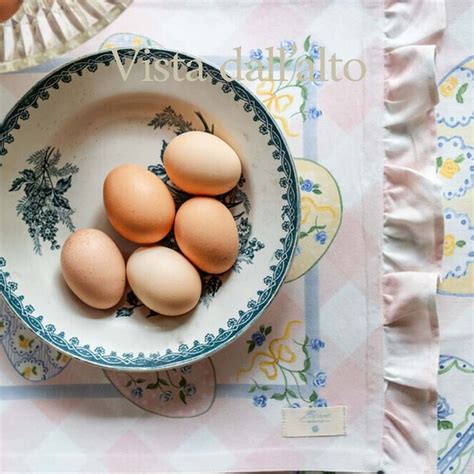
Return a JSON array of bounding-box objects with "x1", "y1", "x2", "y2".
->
[
  {"x1": 174, "y1": 197, "x2": 239, "y2": 274},
  {"x1": 164, "y1": 131, "x2": 242, "y2": 196},
  {"x1": 127, "y1": 246, "x2": 202, "y2": 316},
  {"x1": 103, "y1": 164, "x2": 175, "y2": 244},
  {"x1": 61, "y1": 229, "x2": 126, "y2": 309},
  {"x1": 0, "y1": 0, "x2": 22, "y2": 22}
]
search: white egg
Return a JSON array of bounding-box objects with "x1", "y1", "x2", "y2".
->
[{"x1": 126, "y1": 246, "x2": 202, "y2": 316}]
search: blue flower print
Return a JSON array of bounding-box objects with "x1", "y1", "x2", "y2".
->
[
  {"x1": 249, "y1": 48, "x2": 264, "y2": 61},
  {"x1": 312, "y1": 70, "x2": 322, "y2": 86},
  {"x1": 308, "y1": 106, "x2": 322, "y2": 119},
  {"x1": 184, "y1": 383, "x2": 197, "y2": 397},
  {"x1": 314, "y1": 398, "x2": 327, "y2": 408},
  {"x1": 251, "y1": 332, "x2": 266, "y2": 346},
  {"x1": 253, "y1": 394, "x2": 267, "y2": 408},
  {"x1": 159, "y1": 390, "x2": 173, "y2": 403},
  {"x1": 290, "y1": 402, "x2": 301, "y2": 408},
  {"x1": 300, "y1": 179, "x2": 313, "y2": 192},
  {"x1": 247, "y1": 325, "x2": 272, "y2": 353},
  {"x1": 437, "y1": 395, "x2": 453, "y2": 419},
  {"x1": 131, "y1": 387, "x2": 143, "y2": 398},
  {"x1": 280, "y1": 40, "x2": 295, "y2": 55},
  {"x1": 310, "y1": 338, "x2": 325, "y2": 351},
  {"x1": 315, "y1": 231, "x2": 327, "y2": 245},
  {"x1": 309, "y1": 42, "x2": 320, "y2": 59},
  {"x1": 313, "y1": 371, "x2": 327, "y2": 388}
]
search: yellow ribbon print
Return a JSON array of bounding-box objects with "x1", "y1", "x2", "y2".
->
[
  {"x1": 237, "y1": 320, "x2": 301, "y2": 381},
  {"x1": 256, "y1": 81, "x2": 299, "y2": 138},
  {"x1": 300, "y1": 196, "x2": 337, "y2": 225}
]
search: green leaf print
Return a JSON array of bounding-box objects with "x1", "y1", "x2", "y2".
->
[
  {"x1": 303, "y1": 35, "x2": 311, "y2": 52},
  {"x1": 438, "y1": 419, "x2": 453, "y2": 430},
  {"x1": 455, "y1": 82, "x2": 468, "y2": 103},
  {"x1": 309, "y1": 391, "x2": 318, "y2": 403},
  {"x1": 271, "y1": 393, "x2": 286, "y2": 401}
]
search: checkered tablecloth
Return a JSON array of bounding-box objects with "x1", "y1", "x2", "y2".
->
[{"x1": 1, "y1": 1, "x2": 471, "y2": 472}]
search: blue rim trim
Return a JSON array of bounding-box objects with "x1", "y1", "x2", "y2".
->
[{"x1": 0, "y1": 49, "x2": 300, "y2": 370}]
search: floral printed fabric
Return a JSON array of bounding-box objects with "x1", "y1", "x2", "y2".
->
[
  {"x1": 434, "y1": 1, "x2": 474, "y2": 472},
  {"x1": 436, "y1": 297, "x2": 474, "y2": 474},
  {"x1": 0, "y1": 0, "x2": 450, "y2": 473},
  {"x1": 437, "y1": 58, "x2": 474, "y2": 293}
]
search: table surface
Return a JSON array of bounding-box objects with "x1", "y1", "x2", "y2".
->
[{"x1": 0, "y1": 1, "x2": 473, "y2": 473}]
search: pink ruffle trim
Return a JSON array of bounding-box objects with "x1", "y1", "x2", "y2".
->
[{"x1": 383, "y1": 1, "x2": 445, "y2": 472}]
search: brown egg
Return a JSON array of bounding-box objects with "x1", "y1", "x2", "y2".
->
[
  {"x1": 164, "y1": 131, "x2": 242, "y2": 196},
  {"x1": 174, "y1": 197, "x2": 239, "y2": 274},
  {"x1": 127, "y1": 246, "x2": 202, "y2": 316},
  {"x1": 103, "y1": 164, "x2": 175, "y2": 244},
  {"x1": 0, "y1": 0, "x2": 22, "y2": 22},
  {"x1": 61, "y1": 229, "x2": 126, "y2": 309}
]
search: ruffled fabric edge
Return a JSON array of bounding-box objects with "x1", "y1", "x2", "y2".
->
[{"x1": 383, "y1": 1, "x2": 446, "y2": 472}]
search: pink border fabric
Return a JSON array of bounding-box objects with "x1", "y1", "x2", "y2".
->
[{"x1": 383, "y1": 1, "x2": 446, "y2": 472}]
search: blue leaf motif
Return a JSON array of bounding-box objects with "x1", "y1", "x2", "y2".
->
[{"x1": 9, "y1": 147, "x2": 78, "y2": 255}]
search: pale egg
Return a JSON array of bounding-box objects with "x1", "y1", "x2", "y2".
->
[
  {"x1": 61, "y1": 229, "x2": 126, "y2": 309},
  {"x1": 164, "y1": 131, "x2": 242, "y2": 195},
  {"x1": 174, "y1": 197, "x2": 239, "y2": 274},
  {"x1": 127, "y1": 246, "x2": 202, "y2": 316},
  {"x1": 103, "y1": 164, "x2": 175, "y2": 244}
]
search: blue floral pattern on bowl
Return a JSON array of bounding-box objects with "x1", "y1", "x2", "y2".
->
[{"x1": 9, "y1": 147, "x2": 79, "y2": 255}]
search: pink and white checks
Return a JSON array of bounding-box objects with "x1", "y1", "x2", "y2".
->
[{"x1": 0, "y1": 1, "x2": 449, "y2": 472}]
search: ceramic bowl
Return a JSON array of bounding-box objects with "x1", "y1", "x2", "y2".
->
[{"x1": 0, "y1": 49, "x2": 299, "y2": 371}]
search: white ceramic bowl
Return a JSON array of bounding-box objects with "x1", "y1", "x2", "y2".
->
[{"x1": 0, "y1": 49, "x2": 299, "y2": 371}]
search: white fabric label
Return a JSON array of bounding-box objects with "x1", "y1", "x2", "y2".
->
[{"x1": 282, "y1": 406, "x2": 347, "y2": 437}]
